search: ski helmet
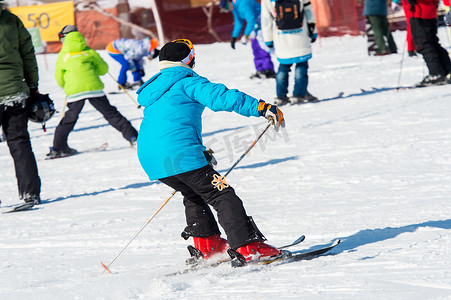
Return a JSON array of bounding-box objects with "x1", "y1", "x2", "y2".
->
[
  {"x1": 58, "y1": 25, "x2": 78, "y2": 42},
  {"x1": 159, "y1": 39, "x2": 195, "y2": 68},
  {"x1": 27, "y1": 93, "x2": 56, "y2": 124}
]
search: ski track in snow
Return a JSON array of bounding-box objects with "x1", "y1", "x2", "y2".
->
[{"x1": 1, "y1": 30, "x2": 451, "y2": 299}]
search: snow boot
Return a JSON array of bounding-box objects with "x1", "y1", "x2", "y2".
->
[
  {"x1": 21, "y1": 193, "x2": 40, "y2": 205},
  {"x1": 235, "y1": 241, "x2": 282, "y2": 261},
  {"x1": 193, "y1": 235, "x2": 229, "y2": 259},
  {"x1": 415, "y1": 74, "x2": 448, "y2": 87},
  {"x1": 274, "y1": 97, "x2": 290, "y2": 106},
  {"x1": 46, "y1": 146, "x2": 78, "y2": 159}
]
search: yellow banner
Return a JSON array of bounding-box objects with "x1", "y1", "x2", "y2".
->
[{"x1": 10, "y1": 1, "x2": 75, "y2": 42}]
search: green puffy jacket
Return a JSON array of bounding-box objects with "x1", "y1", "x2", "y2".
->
[
  {"x1": 0, "y1": 9, "x2": 38, "y2": 103},
  {"x1": 55, "y1": 31, "x2": 108, "y2": 97}
]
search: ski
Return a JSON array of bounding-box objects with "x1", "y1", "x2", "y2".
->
[
  {"x1": 42, "y1": 143, "x2": 108, "y2": 160},
  {"x1": 2, "y1": 202, "x2": 35, "y2": 213},
  {"x1": 167, "y1": 235, "x2": 306, "y2": 276},
  {"x1": 261, "y1": 239, "x2": 340, "y2": 265},
  {"x1": 229, "y1": 239, "x2": 341, "y2": 267}
]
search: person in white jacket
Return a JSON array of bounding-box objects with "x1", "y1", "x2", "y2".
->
[{"x1": 261, "y1": 0, "x2": 317, "y2": 105}]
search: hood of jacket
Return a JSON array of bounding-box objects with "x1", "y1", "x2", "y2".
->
[
  {"x1": 61, "y1": 31, "x2": 87, "y2": 53},
  {"x1": 136, "y1": 64, "x2": 196, "y2": 108}
]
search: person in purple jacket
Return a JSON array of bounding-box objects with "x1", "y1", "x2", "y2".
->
[{"x1": 229, "y1": 0, "x2": 275, "y2": 79}]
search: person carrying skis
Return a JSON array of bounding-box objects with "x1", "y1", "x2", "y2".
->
[
  {"x1": 261, "y1": 0, "x2": 318, "y2": 105},
  {"x1": 0, "y1": 0, "x2": 41, "y2": 207},
  {"x1": 106, "y1": 37, "x2": 159, "y2": 89},
  {"x1": 48, "y1": 25, "x2": 139, "y2": 158},
  {"x1": 136, "y1": 39, "x2": 285, "y2": 261}
]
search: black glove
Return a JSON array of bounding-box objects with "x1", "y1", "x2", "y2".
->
[
  {"x1": 308, "y1": 23, "x2": 317, "y2": 43},
  {"x1": 140, "y1": 69, "x2": 145, "y2": 77},
  {"x1": 231, "y1": 37, "x2": 237, "y2": 49},
  {"x1": 203, "y1": 149, "x2": 217, "y2": 167},
  {"x1": 27, "y1": 87, "x2": 39, "y2": 108}
]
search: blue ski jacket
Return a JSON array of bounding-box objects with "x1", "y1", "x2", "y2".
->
[
  {"x1": 232, "y1": 0, "x2": 261, "y2": 38},
  {"x1": 136, "y1": 64, "x2": 260, "y2": 181},
  {"x1": 363, "y1": 0, "x2": 388, "y2": 16}
]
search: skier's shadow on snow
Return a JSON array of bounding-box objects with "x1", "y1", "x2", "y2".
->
[
  {"x1": 320, "y1": 86, "x2": 412, "y2": 102},
  {"x1": 43, "y1": 181, "x2": 160, "y2": 204},
  {"x1": 331, "y1": 219, "x2": 451, "y2": 257},
  {"x1": 216, "y1": 156, "x2": 298, "y2": 173}
]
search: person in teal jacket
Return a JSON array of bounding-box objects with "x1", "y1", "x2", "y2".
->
[
  {"x1": 363, "y1": 0, "x2": 397, "y2": 55},
  {"x1": 48, "y1": 26, "x2": 138, "y2": 158},
  {"x1": 137, "y1": 39, "x2": 286, "y2": 262}
]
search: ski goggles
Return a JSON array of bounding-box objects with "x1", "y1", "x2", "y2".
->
[{"x1": 172, "y1": 39, "x2": 195, "y2": 66}]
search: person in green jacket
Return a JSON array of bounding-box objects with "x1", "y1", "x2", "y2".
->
[
  {"x1": 0, "y1": 1, "x2": 41, "y2": 207},
  {"x1": 48, "y1": 25, "x2": 138, "y2": 158}
]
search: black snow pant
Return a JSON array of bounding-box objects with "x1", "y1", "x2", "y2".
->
[
  {"x1": 410, "y1": 17, "x2": 451, "y2": 76},
  {"x1": 0, "y1": 103, "x2": 41, "y2": 198},
  {"x1": 53, "y1": 96, "x2": 138, "y2": 150},
  {"x1": 159, "y1": 165, "x2": 261, "y2": 250}
]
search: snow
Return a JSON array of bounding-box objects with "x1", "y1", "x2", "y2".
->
[{"x1": 1, "y1": 29, "x2": 451, "y2": 299}]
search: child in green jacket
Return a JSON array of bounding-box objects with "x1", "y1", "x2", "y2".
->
[{"x1": 48, "y1": 25, "x2": 138, "y2": 158}]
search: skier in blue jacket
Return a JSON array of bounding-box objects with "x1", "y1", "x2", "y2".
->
[{"x1": 136, "y1": 39, "x2": 285, "y2": 262}]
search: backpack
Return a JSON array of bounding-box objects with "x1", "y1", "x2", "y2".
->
[{"x1": 275, "y1": 0, "x2": 304, "y2": 30}]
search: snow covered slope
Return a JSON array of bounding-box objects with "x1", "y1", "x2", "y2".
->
[{"x1": 1, "y1": 30, "x2": 451, "y2": 299}]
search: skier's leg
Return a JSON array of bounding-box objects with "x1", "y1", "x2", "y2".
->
[
  {"x1": 108, "y1": 53, "x2": 129, "y2": 86},
  {"x1": 1, "y1": 103, "x2": 41, "y2": 199},
  {"x1": 89, "y1": 96, "x2": 138, "y2": 142},
  {"x1": 159, "y1": 175, "x2": 221, "y2": 238},
  {"x1": 368, "y1": 15, "x2": 389, "y2": 54},
  {"x1": 276, "y1": 63, "x2": 291, "y2": 99},
  {"x1": 172, "y1": 165, "x2": 261, "y2": 250},
  {"x1": 293, "y1": 61, "x2": 309, "y2": 98},
  {"x1": 411, "y1": 18, "x2": 447, "y2": 76},
  {"x1": 53, "y1": 100, "x2": 85, "y2": 151}
]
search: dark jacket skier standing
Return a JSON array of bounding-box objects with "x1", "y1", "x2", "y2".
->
[{"x1": 0, "y1": 1, "x2": 41, "y2": 206}]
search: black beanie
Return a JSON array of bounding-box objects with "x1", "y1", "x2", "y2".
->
[{"x1": 159, "y1": 41, "x2": 195, "y2": 68}]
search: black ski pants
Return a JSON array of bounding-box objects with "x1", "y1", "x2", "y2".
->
[
  {"x1": 0, "y1": 103, "x2": 41, "y2": 198},
  {"x1": 53, "y1": 96, "x2": 138, "y2": 150},
  {"x1": 410, "y1": 17, "x2": 451, "y2": 76},
  {"x1": 159, "y1": 165, "x2": 260, "y2": 249}
]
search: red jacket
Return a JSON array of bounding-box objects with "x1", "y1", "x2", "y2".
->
[{"x1": 408, "y1": 0, "x2": 439, "y2": 19}]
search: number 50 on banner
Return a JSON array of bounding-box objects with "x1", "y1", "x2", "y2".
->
[{"x1": 10, "y1": 1, "x2": 75, "y2": 42}]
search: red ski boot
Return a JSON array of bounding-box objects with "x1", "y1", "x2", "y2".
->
[
  {"x1": 236, "y1": 241, "x2": 282, "y2": 261},
  {"x1": 193, "y1": 235, "x2": 229, "y2": 259}
]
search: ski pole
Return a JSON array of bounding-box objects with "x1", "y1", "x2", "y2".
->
[
  {"x1": 396, "y1": 37, "x2": 407, "y2": 91},
  {"x1": 223, "y1": 122, "x2": 271, "y2": 177},
  {"x1": 98, "y1": 122, "x2": 272, "y2": 276},
  {"x1": 99, "y1": 190, "x2": 177, "y2": 276},
  {"x1": 107, "y1": 72, "x2": 142, "y2": 109}
]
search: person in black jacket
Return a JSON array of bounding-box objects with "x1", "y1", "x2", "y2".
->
[{"x1": 0, "y1": 1, "x2": 41, "y2": 207}]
